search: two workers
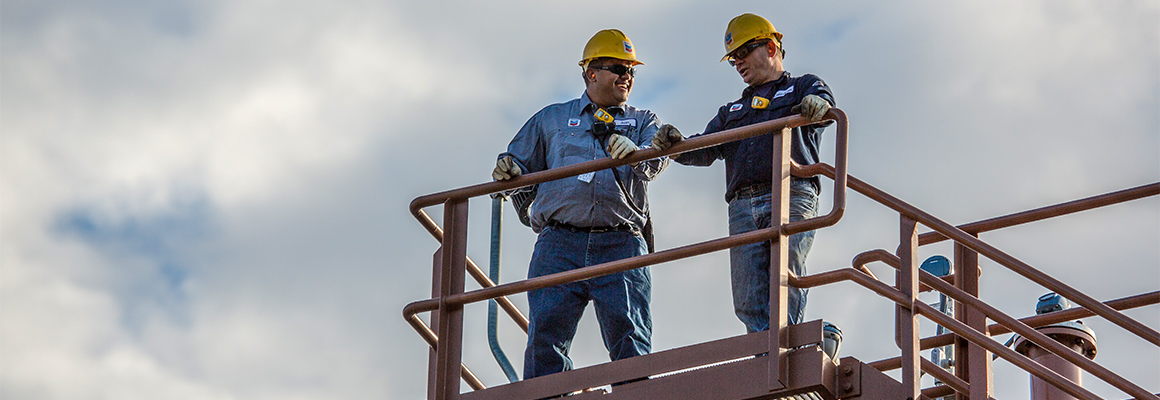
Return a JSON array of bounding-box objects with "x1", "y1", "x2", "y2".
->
[{"x1": 492, "y1": 13, "x2": 836, "y2": 381}]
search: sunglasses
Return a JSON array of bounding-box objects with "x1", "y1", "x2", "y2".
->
[
  {"x1": 589, "y1": 64, "x2": 636, "y2": 78},
  {"x1": 727, "y1": 40, "x2": 771, "y2": 66}
]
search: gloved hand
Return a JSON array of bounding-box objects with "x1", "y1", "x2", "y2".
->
[
  {"x1": 798, "y1": 94, "x2": 831, "y2": 122},
  {"x1": 651, "y1": 124, "x2": 684, "y2": 152},
  {"x1": 492, "y1": 156, "x2": 522, "y2": 180},
  {"x1": 606, "y1": 133, "x2": 638, "y2": 159}
]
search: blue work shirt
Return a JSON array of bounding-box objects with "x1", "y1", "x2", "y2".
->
[
  {"x1": 500, "y1": 92, "x2": 669, "y2": 233},
  {"x1": 675, "y1": 72, "x2": 835, "y2": 202}
]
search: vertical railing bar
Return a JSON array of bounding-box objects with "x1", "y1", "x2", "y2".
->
[
  {"x1": 434, "y1": 199, "x2": 469, "y2": 400},
  {"x1": 899, "y1": 215, "x2": 921, "y2": 398},
  {"x1": 768, "y1": 126, "x2": 792, "y2": 391},
  {"x1": 956, "y1": 241, "x2": 992, "y2": 399}
]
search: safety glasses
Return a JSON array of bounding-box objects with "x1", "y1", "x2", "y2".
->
[
  {"x1": 726, "y1": 40, "x2": 771, "y2": 66},
  {"x1": 589, "y1": 64, "x2": 636, "y2": 78}
]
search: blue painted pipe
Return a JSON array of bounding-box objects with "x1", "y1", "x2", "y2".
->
[{"x1": 489, "y1": 196, "x2": 519, "y2": 383}]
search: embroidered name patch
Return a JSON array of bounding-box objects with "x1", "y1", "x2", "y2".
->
[
  {"x1": 614, "y1": 119, "x2": 637, "y2": 128},
  {"x1": 773, "y1": 86, "x2": 794, "y2": 99}
]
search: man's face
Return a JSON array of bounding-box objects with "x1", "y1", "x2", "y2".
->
[
  {"x1": 586, "y1": 58, "x2": 634, "y2": 107},
  {"x1": 730, "y1": 40, "x2": 780, "y2": 86}
]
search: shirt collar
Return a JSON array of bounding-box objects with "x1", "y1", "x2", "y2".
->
[
  {"x1": 742, "y1": 71, "x2": 791, "y2": 98},
  {"x1": 578, "y1": 91, "x2": 625, "y2": 116}
]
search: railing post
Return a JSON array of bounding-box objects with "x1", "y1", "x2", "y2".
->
[
  {"x1": 954, "y1": 241, "x2": 993, "y2": 399},
  {"x1": 433, "y1": 199, "x2": 469, "y2": 400},
  {"x1": 898, "y1": 215, "x2": 921, "y2": 398},
  {"x1": 428, "y1": 248, "x2": 443, "y2": 400},
  {"x1": 769, "y1": 127, "x2": 792, "y2": 391}
]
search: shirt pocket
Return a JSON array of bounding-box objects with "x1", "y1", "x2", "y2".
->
[
  {"x1": 550, "y1": 127, "x2": 597, "y2": 168},
  {"x1": 723, "y1": 105, "x2": 749, "y2": 126}
]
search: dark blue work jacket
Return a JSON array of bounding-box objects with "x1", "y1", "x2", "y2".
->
[{"x1": 676, "y1": 72, "x2": 835, "y2": 202}]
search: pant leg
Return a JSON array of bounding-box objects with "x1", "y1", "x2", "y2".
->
[
  {"x1": 588, "y1": 230, "x2": 652, "y2": 361},
  {"x1": 523, "y1": 227, "x2": 590, "y2": 379},
  {"x1": 727, "y1": 180, "x2": 819, "y2": 333},
  {"x1": 786, "y1": 180, "x2": 819, "y2": 325},
  {"x1": 728, "y1": 192, "x2": 773, "y2": 333}
]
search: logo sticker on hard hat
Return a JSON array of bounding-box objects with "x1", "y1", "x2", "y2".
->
[
  {"x1": 729, "y1": 103, "x2": 743, "y2": 112},
  {"x1": 724, "y1": 32, "x2": 733, "y2": 47},
  {"x1": 623, "y1": 41, "x2": 633, "y2": 54},
  {"x1": 751, "y1": 96, "x2": 769, "y2": 109}
]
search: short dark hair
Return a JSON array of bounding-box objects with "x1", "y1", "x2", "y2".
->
[{"x1": 583, "y1": 57, "x2": 615, "y2": 85}]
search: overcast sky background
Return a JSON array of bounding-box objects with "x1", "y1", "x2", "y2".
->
[{"x1": 2, "y1": 1, "x2": 1158, "y2": 399}]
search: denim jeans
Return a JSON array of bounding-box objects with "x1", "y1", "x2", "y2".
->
[
  {"x1": 728, "y1": 179, "x2": 819, "y2": 333},
  {"x1": 523, "y1": 226, "x2": 652, "y2": 379}
]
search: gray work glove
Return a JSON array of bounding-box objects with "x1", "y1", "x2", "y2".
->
[
  {"x1": 606, "y1": 133, "x2": 638, "y2": 159},
  {"x1": 798, "y1": 94, "x2": 831, "y2": 122},
  {"x1": 492, "y1": 156, "x2": 522, "y2": 180},
  {"x1": 651, "y1": 124, "x2": 684, "y2": 152}
]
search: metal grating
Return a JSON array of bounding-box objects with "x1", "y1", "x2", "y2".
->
[{"x1": 772, "y1": 392, "x2": 823, "y2": 400}]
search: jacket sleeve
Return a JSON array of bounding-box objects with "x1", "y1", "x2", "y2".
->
[
  {"x1": 498, "y1": 109, "x2": 547, "y2": 174},
  {"x1": 801, "y1": 74, "x2": 836, "y2": 126},
  {"x1": 671, "y1": 106, "x2": 727, "y2": 167},
  {"x1": 629, "y1": 112, "x2": 670, "y2": 181}
]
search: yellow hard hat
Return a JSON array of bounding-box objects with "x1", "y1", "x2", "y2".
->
[
  {"x1": 579, "y1": 29, "x2": 644, "y2": 69},
  {"x1": 721, "y1": 13, "x2": 783, "y2": 62}
]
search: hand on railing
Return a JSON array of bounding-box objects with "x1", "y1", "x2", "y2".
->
[{"x1": 492, "y1": 156, "x2": 522, "y2": 181}]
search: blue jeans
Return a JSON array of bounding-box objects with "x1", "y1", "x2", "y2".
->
[
  {"x1": 728, "y1": 179, "x2": 819, "y2": 333},
  {"x1": 523, "y1": 226, "x2": 652, "y2": 379}
]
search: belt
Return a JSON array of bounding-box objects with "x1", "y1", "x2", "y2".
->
[
  {"x1": 726, "y1": 183, "x2": 772, "y2": 203},
  {"x1": 726, "y1": 178, "x2": 818, "y2": 203},
  {"x1": 547, "y1": 221, "x2": 637, "y2": 233}
]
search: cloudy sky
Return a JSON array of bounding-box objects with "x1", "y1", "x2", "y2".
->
[{"x1": 2, "y1": 1, "x2": 1157, "y2": 399}]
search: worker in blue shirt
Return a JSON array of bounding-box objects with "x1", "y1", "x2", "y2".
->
[
  {"x1": 652, "y1": 14, "x2": 834, "y2": 333},
  {"x1": 492, "y1": 29, "x2": 669, "y2": 380}
]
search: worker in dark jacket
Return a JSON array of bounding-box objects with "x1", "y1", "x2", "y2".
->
[{"x1": 652, "y1": 13, "x2": 834, "y2": 333}]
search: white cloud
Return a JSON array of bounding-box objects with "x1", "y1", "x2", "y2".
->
[{"x1": 2, "y1": 1, "x2": 1157, "y2": 399}]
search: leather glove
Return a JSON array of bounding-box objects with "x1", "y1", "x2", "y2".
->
[
  {"x1": 492, "y1": 156, "x2": 522, "y2": 180},
  {"x1": 651, "y1": 124, "x2": 684, "y2": 152},
  {"x1": 798, "y1": 94, "x2": 831, "y2": 122},
  {"x1": 606, "y1": 133, "x2": 638, "y2": 159}
]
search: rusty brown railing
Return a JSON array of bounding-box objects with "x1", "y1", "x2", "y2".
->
[
  {"x1": 404, "y1": 106, "x2": 1159, "y2": 400},
  {"x1": 789, "y1": 161, "x2": 1159, "y2": 399},
  {"x1": 406, "y1": 110, "x2": 848, "y2": 399}
]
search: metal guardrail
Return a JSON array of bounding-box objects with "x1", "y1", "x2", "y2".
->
[
  {"x1": 403, "y1": 107, "x2": 1159, "y2": 400},
  {"x1": 405, "y1": 110, "x2": 847, "y2": 399}
]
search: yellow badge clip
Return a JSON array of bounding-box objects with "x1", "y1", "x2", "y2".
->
[
  {"x1": 751, "y1": 96, "x2": 770, "y2": 109},
  {"x1": 594, "y1": 108, "x2": 614, "y2": 123}
]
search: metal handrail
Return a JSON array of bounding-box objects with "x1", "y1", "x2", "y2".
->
[
  {"x1": 404, "y1": 111, "x2": 850, "y2": 313},
  {"x1": 791, "y1": 162, "x2": 1160, "y2": 399},
  {"x1": 405, "y1": 110, "x2": 849, "y2": 394},
  {"x1": 796, "y1": 161, "x2": 1160, "y2": 346},
  {"x1": 405, "y1": 106, "x2": 1158, "y2": 399}
]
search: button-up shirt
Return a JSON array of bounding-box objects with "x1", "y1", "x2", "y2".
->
[
  {"x1": 675, "y1": 72, "x2": 835, "y2": 202},
  {"x1": 500, "y1": 92, "x2": 669, "y2": 233}
]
